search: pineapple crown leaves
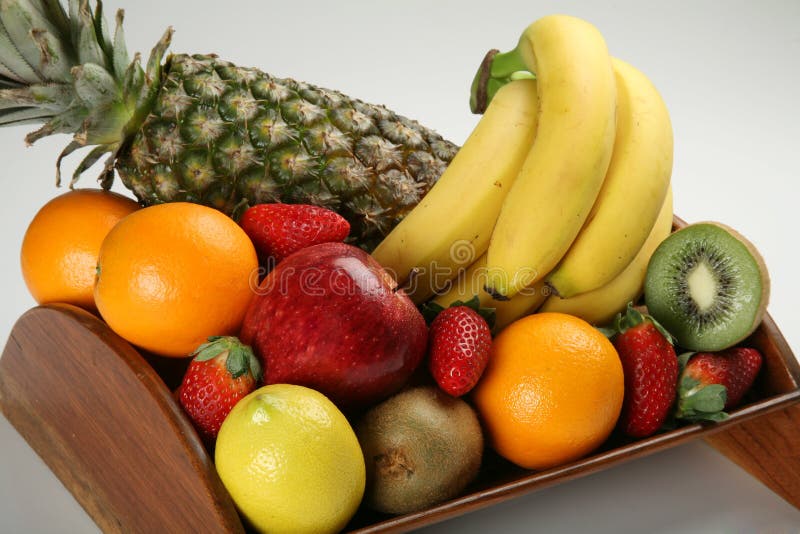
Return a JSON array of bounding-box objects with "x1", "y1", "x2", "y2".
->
[
  {"x1": 420, "y1": 295, "x2": 497, "y2": 330},
  {"x1": 191, "y1": 336, "x2": 263, "y2": 382},
  {"x1": 0, "y1": 0, "x2": 172, "y2": 187}
]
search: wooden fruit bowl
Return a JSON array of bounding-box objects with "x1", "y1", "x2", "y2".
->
[{"x1": 1, "y1": 218, "x2": 799, "y2": 533}]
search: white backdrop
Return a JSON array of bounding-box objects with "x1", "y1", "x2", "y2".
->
[{"x1": 1, "y1": 1, "x2": 799, "y2": 532}]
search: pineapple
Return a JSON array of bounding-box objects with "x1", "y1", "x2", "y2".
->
[{"x1": 0, "y1": 1, "x2": 457, "y2": 249}]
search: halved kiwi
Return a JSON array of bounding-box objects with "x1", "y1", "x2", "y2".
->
[{"x1": 644, "y1": 222, "x2": 770, "y2": 351}]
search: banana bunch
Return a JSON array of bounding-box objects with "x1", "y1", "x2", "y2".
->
[
  {"x1": 372, "y1": 14, "x2": 674, "y2": 329},
  {"x1": 370, "y1": 79, "x2": 540, "y2": 304},
  {"x1": 540, "y1": 187, "x2": 674, "y2": 325}
]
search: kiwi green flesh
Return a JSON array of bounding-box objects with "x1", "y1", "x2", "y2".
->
[
  {"x1": 355, "y1": 386, "x2": 483, "y2": 515},
  {"x1": 645, "y1": 223, "x2": 767, "y2": 351}
]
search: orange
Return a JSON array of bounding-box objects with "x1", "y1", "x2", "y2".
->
[
  {"x1": 20, "y1": 189, "x2": 140, "y2": 311},
  {"x1": 94, "y1": 202, "x2": 258, "y2": 358},
  {"x1": 472, "y1": 312, "x2": 624, "y2": 470}
]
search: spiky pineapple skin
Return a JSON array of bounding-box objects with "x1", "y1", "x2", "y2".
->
[{"x1": 115, "y1": 54, "x2": 457, "y2": 248}]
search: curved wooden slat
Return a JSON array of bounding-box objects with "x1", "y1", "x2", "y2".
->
[{"x1": 0, "y1": 304, "x2": 244, "y2": 534}]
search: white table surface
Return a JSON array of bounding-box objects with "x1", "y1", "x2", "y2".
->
[{"x1": 2, "y1": 1, "x2": 799, "y2": 532}]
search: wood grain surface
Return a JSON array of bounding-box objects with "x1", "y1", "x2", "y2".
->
[
  {"x1": 0, "y1": 304, "x2": 244, "y2": 534},
  {"x1": 703, "y1": 311, "x2": 800, "y2": 509}
]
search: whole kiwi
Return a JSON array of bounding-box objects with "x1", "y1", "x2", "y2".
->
[{"x1": 355, "y1": 386, "x2": 483, "y2": 515}]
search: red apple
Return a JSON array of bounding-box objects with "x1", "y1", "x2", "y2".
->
[{"x1": 240, "y1": 242, "x2": 428, "y2": 410}]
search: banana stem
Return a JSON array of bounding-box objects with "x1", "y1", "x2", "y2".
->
[{"x1": 469, "y1": 45, "x2": 534, "y2": 114}]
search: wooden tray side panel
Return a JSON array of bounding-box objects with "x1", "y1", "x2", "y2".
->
[
  {"x1": 703, "y1": 312, "x2": 800, "y2": 509},
  {"x1": 0, "y1": 305, "x2": 243, "y2": 534},
  {"x1": 704, "y1": 403, "x2": 800, "y2": 508}
]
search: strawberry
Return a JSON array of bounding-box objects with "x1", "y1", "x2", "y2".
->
[
  {"x1": 239, "y1": 203, "x2": 350, "y2": 265},
  {"x1": 427, "y1": 298, "x2": 493, "y2": 397},
  {"x1": 177, "y1": 336, "x2": 262, "y2": 443},
  {"x1": 605, "y1": 303, "x2": 678, "y2": 438},
  {"x1": 674, "y1": 347, "x2": 763, "y2": 422}
]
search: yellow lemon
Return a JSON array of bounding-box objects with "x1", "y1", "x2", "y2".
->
[{"x1": 215, "y1": 384, "x2": 365, "y2": 533}]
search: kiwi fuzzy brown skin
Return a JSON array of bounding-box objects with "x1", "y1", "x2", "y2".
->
[
  {"x1": 355, "y1": 386, "x2": 483, "y2": 515},
  {"x1": 701, "y1": 221, "x2": 771, "y2": 329},
  {"x1": 645, "y1": 221, "x2": 769, "y2": 351}
]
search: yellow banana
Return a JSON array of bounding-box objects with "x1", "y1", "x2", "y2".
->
[
  {"x1": 546, "y1": 58, "x2": 673, "y2": 298},
  {"x1": 371, "y1": 80, "x2": 540, "y2": 304},
  {"x1": 484, "y1": 15, "x2": 617, "y2": 300},
  {"x1": 539, "y1": 187, "x2": 674, "y2": 325},
  {"x1": 432, "y1": 254, "x2": 548, "y2": 332}
]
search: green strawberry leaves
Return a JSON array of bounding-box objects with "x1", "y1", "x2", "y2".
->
[
  {"x1": 673, "y1": 355, "x2": 729, "y2": 423},
  {"x1": 677, "y1": 351, "x2": 695, "y2": 370},
  {"x1": 674, "y1": 377, "x2": 729, "y2": 422},
  {"x1": 420, "y1": 295, "x2": 496, "y2": 330},
  {"x1": 600, "y1": 302, "x2": 675, "y2": 345},
  {"x1": 420, "y1": 302, "x2": 446, "y2": 325},
  {"x1": 191, "y1": 336, "x2": 262, "y2": 381}
]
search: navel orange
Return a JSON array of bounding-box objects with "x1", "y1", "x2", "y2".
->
[
  {"x1": 20, "y1": 189, "x2": 140, "y2": 311},
  {"x1": 472, "y1": 312, "x2": 624, "y2": 470},
  {"x1": 94, "y1": 202, "x2": 258, "y2": 357}
]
